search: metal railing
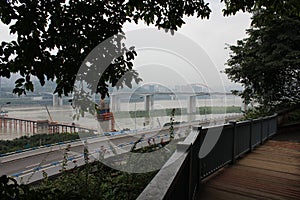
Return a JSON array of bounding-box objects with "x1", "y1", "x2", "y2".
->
[{"x1": 137, "y1": 114, "x2": 277, "y2": 200}]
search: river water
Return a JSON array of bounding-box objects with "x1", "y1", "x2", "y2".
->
[{"x1": 0, "y1": 98, "x2": 243, "y2": 140}]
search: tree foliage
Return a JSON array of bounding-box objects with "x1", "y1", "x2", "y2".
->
[
  {"x1": 221, "y1": 0, "x2": 300, "y2": 17},
  {"x1": 225, "y1": 4, "x2": 300, "y2": 110},
  {"x1": 0, "y1": 0, "x2": 211, "y2": 98},
  {"x1": 2, "y1": 0, "x2": 296, "y2": 99},
  {"x1": 1, "y1": 0, "x2": 297, "y2": 104}
]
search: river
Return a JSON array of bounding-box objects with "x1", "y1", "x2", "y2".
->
[{"x1": 0, "y1": 98, "x2": 243, "y2": 140}]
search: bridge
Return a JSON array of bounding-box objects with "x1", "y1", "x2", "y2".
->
[
  {"x1": 0, "y1": 116, "x2": 95, "y2": 136},
  {"x1": 109, "y1": 91, "x2": 237, "y2": 114},
  {"x1": 6, "y1": 89, "x2": 239, "y2": 115}
]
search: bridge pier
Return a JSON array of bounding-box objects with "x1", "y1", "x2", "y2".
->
[
  {"x1": 110, "y1": 94, "x2": 121, "y2": 112},
  {"x1": 53, "y1": 94, "x2": 63, "y2": 106},
  {"x1": 145, "y1": 94, "x2": 154, "y2": 112},
  {"x1": 187, "y1": 96, "x2": 197, "y2": 114},
  {"x1": 187, "y1": 96, "x2": 197, "y2": 122}
]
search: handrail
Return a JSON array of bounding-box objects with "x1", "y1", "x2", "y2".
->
[{"x1": 137, "y1": 114, "x2": 278, "y2": 200}]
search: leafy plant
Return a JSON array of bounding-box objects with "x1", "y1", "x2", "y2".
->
[
  {"x1": 169, "y1": 108, "x2": 175, "y2": 140},
  {"x1": 225, "y1": 3, "x2": 300, "y2": 110},
  {"x1": 0, "y1": 0, "x2": 211, "y2": 97}
]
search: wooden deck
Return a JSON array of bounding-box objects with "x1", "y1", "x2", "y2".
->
[{"x1": 197, "y1": 140, "x2": 300, "y2": 200}]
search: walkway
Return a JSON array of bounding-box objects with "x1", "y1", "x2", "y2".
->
[{"x1": 197, "y1": 139, "x2": 300, "y2": 199}]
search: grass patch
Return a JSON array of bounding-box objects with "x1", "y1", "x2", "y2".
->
[
  {"x1": 114, "y1": 106, "x2": 241, "y2": 118},
  {"x1": 0, "y1": 133, "x2": 79, "y2": 154}
]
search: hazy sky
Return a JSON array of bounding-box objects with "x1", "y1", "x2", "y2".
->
[
  {"x1": 123, "y1": 1, "x2": 251, "y2": 91},
  {"x1": 0, "y1": 1, "x2": 251, "y2": 91}
]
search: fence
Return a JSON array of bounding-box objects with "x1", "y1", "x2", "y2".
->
[{"x1": 137, "y1": 114, "x2": 277, "y2": 200}]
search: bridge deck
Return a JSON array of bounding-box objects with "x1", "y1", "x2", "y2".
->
[{"x1": 197, "y1": 139, "x2": 300, "y2": 200}]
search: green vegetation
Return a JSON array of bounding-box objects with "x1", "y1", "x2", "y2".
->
[
  {"x1": 37, "y1": 162, "x2": 156, "y2": 200},
  {"x1": 3, "y1": 1, "x2": 298, "y2": 198},
  {"x1": 0, "y1": 160, "x2": 156, "y2": 200},
  {"x1": 0, "y1": 0, "x2": 285, "y2": 120},
  {"x1": 169, "y1": 108, "x2": 176, "y2": 140},
  {"x1": 1, "y1": 0, "x2": 293, "y2": 98},
  {"x1": 131, "y1": 141, "x2": 170, "y2": 153},
  {"x1": 0, "y1": 126, "x2": 182, "y2": 199},
  {"x1": 114, "y1": 106, "x2": 241, "y2": 119},
  {"x1": 221, "y1": 0, "x2": 300, "y2": 17},
  {"x1": 225, "y1": 1, "x2": 300, "y2": 113},
  {"x1": 0, "y1": 98, "x2": 68, "y2": 107},
  {"x1": 198, "y1": 106, "x2": 240, "y2": 115},
  {"x1": 288, "y1": 109, "x2": 300, "y2": 122},
  {"x1": 0, "y1": 0, "x2": 211, "y2": 97},
  {"x1": 0, "y1": 133, "x2": 79, "y2": 154},
  {"x1": 0, "y1": 136, "x2": 183, "y2": 200},
  {"x1": 239, "y1": 109, "x2": 269, "y2": 121}
]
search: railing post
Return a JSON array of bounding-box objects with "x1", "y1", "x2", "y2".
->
[
  {"x1": 260, "y1": 117, "x2": 263, "y2": 145},
  {"x1": 176, "y1": 141, "x2": 191, "y2": 200},
  {"x1": 267, "y1": 117, "x2": 270, "y2": 139},
  {"x1": 249, "y1": 119, "x2": 253, "y2": 152},
  {"x1": 177, "y1": 126, "x2": 202, "y2": 200},
  {"x1": 274, "y1": 114, "x2": 278, "y2": 136},
  {"x1": 188, "y1": 141, "x2": 194, "y2": 200},
  {"x1": 230, "y1": 121, "x2": 237, "y2": 164},
  {"x1": 176, "y1": 125, "x2": 204, "y2": 200},
  {"x1": 192, "y1": 125, "x2": 203, "y2": 196}
]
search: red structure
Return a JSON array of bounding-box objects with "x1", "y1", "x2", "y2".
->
[{"x1": 96, "y1": 99, "x2": 116, "y2": 132}]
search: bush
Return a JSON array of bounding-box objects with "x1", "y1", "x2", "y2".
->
[
  {"x1": 0, "y1": 157, "x2": 157, "y2": 200},
  {"x1": 0, "y1": 133, "x2": 79, "y2": 154}
]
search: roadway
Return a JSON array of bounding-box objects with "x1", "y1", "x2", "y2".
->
[
  {"x1": 0, "y1": 114, "x2": 242, "y2": 184},
  {"x1": 0, "y1": 128, "x2": 176, "y2": 184},
  {"x1": 0, "y1": 126, "x2": 180, "y2": 179}
]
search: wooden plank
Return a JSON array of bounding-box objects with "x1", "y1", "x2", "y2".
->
[
  {"x1": 207, "y1": 168, "x2": 300, "y2": 199},
  {"x1": 222, "y1": 168, "x2": 300, "y2": 189},
  {"x1": 235, "y1": 163, "x2": 300, "y2": 181},
  {"x1": 255, "y1": 145, "x2": 300, "y2": 155},
  {"x1": 255, "y1": 148, "x2": 300, "y2": 158},
  {"x1": 198, "y1": 140, "x2": 300, "y2": 200},
  {"x1": 266, "y1": 140, "x2": 300, "y2": 149},
  {"x1": 207, "y1": 181, "x2": 297, "y2": 200},
  {"x1": 257, "y1": 141, "x2": 300, "y2": 151},
  {"x1": 198, "y1": 185, "x2": 258, "y2": 200},
  {"x1": 238, "y1": 157, "x2": 300, "y2": 175},
  {"x1": 258, "y1": 143, "x2": 300, "y2": 154},
  {"x1": 244, "y1": 152, "x2": 300, "y2": 166}
]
